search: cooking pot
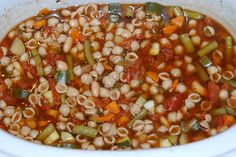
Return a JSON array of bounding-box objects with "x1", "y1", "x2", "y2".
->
[{"x1": 0, "y1": 0, "x2": 235, "y2": 157}]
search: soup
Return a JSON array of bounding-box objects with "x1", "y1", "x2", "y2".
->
[{"x1": 0, "y1": 2, "x2": 236, "y2": 150}]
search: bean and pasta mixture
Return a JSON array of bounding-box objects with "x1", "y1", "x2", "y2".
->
[{"x1": 0, "y1": 2, "x2": 236, "y2": 150}]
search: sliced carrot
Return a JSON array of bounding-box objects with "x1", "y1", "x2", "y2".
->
[
  {"x1": 25, "y1": 118, "x2": 37, "y2": 129},
  {"x1": 91, "y1": 113, "x2": 115, "y2": 123},
  {"x1": 170, "y1": 79, "x2": 179, "y2": 92},
  {"x1": 104, "y1": 64, "x2": 113, "y2": 71},
  {"x1": 118, "y1": 116, "x2": 129, "y2": 125},
  {"x1": 37, "y1": 8, "x2": 51, "y2": 16},
  {"x1": 38, "y1": 120, "x2": 49, "y2": 127},
  {"x1": 69, "y1": 28, "x2": 80, "y2": 43},
  {"x1": 46, "y1": 109, "x2": 59, "y2": 118},
  {"x1": 223, "y1": 115, "x2": 235, "y2": 126},
  {"x1": 162, "y1": 25, "x2": 177, "y2": 35},
  {"x1": 170, "y1": 16, "x2": 185, "y2": 27},
  {"x1": 34, "y1": 19, "x2": 47, "y2": 29},
  {"x1": 105, "y1": 101, "x2": 120, "y2": 114},
  {"x1": 146, "y1": 71, "x2": 159, "y2": 82}
]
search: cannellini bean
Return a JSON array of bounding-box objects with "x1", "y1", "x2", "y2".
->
[
  {"x1": 94, "y1": 63, "x2": 104, "y2": 75},
  {"x1": 20, "y1": 126, "x2": 31, "y2": 136},
  {"x1": 174, "y1": 45, "x2": 184, "y2": 55},
  {"x1": 93, "y1": 136, "x2": 104, "y2": 147},
  {"x1": 44, "y1": 65, "x2": 52, "y2": 76},
  {"x1": 0, "y1": 100, "x2": 6, "y2": 110},
  {"x1": 102, "y1": 47, "x2": 112, "y2": 56},
  {"x1": 186, "y1": 64, "x2": 196, "y2": 74},
  {"x1": 19, "y1": 52, "x2": 29, "y2": 62},
  {"x1": 74, "y1": 112, "x2": 85, "y2": 120},
  {"x1": 112, "y1": 46, "x2": 124, "y2": 55},
  {"x1": 130, "y1": 79, "x2": 140, "y2": 88},
  {"x1": 162, "y1": 79, "x2": 173, "y2": 90},
  {"x1": 93, "y1": 51, "x2": 102, "y2": 59},
  {"x1": 69, "y1": 19, "x2": 78, "y2": 28},
  {"x1": 56, "y1": 60, "x2": 68, "y2": 71},
  {"x1": 4, "y1": 106, "x2": 15, "y2": 117},
  {"x1": 0, "y1": 56, "x2": 10, "y2": 66},
  {"x1": 48, "y1": 17, "x2": 59, "y2": 26},
  {"x1": 175, "y1": 83, "x2": 187, "y2": 93},
  {"x1": 81, "y1": 73, "x2": 93, "y2": 85},
  {"x1": 120, "y1": 84, "x2": 130, "y2": 94},
  {"x1": 66, "y1": 86, "x2": 79, "y2": 97},
  {"x1": 73, "y1": 65, "x2": 82, "y2": 76},
  {"x1": 61, "y1": 9, "x2": 71, "y2": 17},
  {"x1": 114, "y1": 65, "x2": 124, "y2": 73},
  {"x1": 59, "y1": 104, "x2": 70, "y2": 117},
  {"x1": 171, "y1": 68, "x2": 182, "y2": 78},
  {"x1": 57, "y1": 34, "x2": 67, "y2": 43},
  {"x1": 131, "y1": 40, "x2": 140, "y2": 51},
  {"x1": 103, "y1": 75, "x2": 116, "y2": 88},
  {"x1": 219, "y1": 89, "x2": 229, "y2": 101},
  {"x1": 191, "y1": 35, "x2": 201, "y2": 46},
  {"x1": 169, "y1": 33, "x2": 178, "y2": 41},
  {"x1": 100, "y1": 87, "x2": 110, "y2": 98},
  {"x1": 149, "y1": 84, "x2": 158, "y2": 95},
  {"x1": 63, "y1": 36, "x2": 73, "y2": 53},
  {"x1": 188, "y1": 19, "x2": 197, "y2": 28},
  {"x1": 91, "y1": 81, "x2": 100, "y2": 97},
  {"x1": 109, "y1": 89, "x2": 121, "y2": 100}
]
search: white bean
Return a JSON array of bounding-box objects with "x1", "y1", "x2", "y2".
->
[
  {"x1": 59, "y1": 104, "x2": 70, "y2": 117},
  {"x1": 63, "y1": 36, "x2": 73, "y2": 53},
  {"x1": 56, "y1": 60, "x2": 68, "y2": 71},
  {"x1": 73, "y1": 65, "x2": 82, "y2": 76},
  {"x1": 91, "y1": 81, "x2": 100, "y2": 97}
]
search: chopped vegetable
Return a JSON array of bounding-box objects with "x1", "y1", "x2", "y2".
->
[
  {"x1": 33, "y1": 19, "x2": 47, "y2": 29},
  {"x1": 145, "y1": 2, "x2": 164, "y2": 16},
  {"x1": 164, "y1": 94, "x2": 185, "y2": 111},
  {"x1": 195, "y1": 62, "x2": 209, "y2": 82},
  {"x1": 170, "y1": 16, "x2": 185, "y2": 27},
  {"x1": 167, "y1": 135, "x2": 178, "y2": 145},
  {"x1": 149, "y1": 42, "x2": 160, "y2": 55},
  {"x1": 183, "y1": 10, "x2": 204, "y2": 20},
  {"x1": 225, "y1": 36, "x2": 233, "y2": 64},
  {"x1": 105, "y1": 101, "x2": 120, "y2": 113},
  {"x1": 43, "y1": 90, "x2": 54, "y2": 103},
  {"x1": 192, "y1": 80, "x2": 207, "y2": 96},
  {"x1": 108, "y1": 3, "x2": 121, "y2": 23},
  {"x1": 84, "y1": 40, "x2": 95, "y2": 66},
  {"x1": 124, "y1": 5, "x2": 134, "y2": 18},
  {"x1": 44, "y1": 131, "x2": 60, "y2": 145},
  {"x1": 61, "y1": 131, "x2": 75, "y2": 143},
  {"x1": 143, "y1": 100, "x2": 155, "y2": 114},
  {"x1": 118, "y1": 116, "x2": 129, "y2": 125},
  {"x1": 66, "y1": 54, "x2": 74, "y2": 81},
  {"x1": 62, "y1": 143, "x2": 78, "y2": 149},
  {"x1": 91, "y1": 112, "x2": 115, "y2": 123},
  {"x1": 72, "y1": 125, "x2": 98, "y2": 138},
  {"x1": 46, "y1": 109, "x2": 59, "y2": 118},
  {"x1": 54, "y1": 71, "x2": 67, "y2": 83},
  {"x1": 135, "y1": 95, "x2": 147, "y2": 107},
  {"x1": 211, "y1": 107, "x2": 226, "y2": 116},
  {"x1": 116, "y1": 137, "x2": 131, "y2": 147},
  {"x1": 31, "y1": 49, "x2": 44, "y2": 76},
  {"x1": 199, "y1": 56, "x2": 212, "y2": 68},
  {"x1": 180, "y1": 33, "x2": 195, "y2": 53},
  {"x1": 37, "y1": 123, "x2": 56, "y2": 141},
  {"x1": 10, "y1": 37, "x2": 25, "y2": 56},
  {"x1": 160, "y1": 138, "x2": 172, "y2": 147},
  {"x1": 172, "y1": 6, "x2": 183, "y2": 17},
  {"x1": 223, "y1": 104, "x2": 236, "y2": 117},
  {"x1": 13, "y1": 88, "x2": 29, "y2": 98},
  {"x1": 219, "y1": 79, "x2": 236, "y2": 88},
  {"x1": 197, "y1": 41, "x2": 218, "y2": 57},
  {"x1": 162, "y1": 25, "x2": 177, "y2": 35},
  {"x1": 146, "y1": 71, "x2": 159, "y2": 82},
  {"x1": 128, "y1": 109, "x2": 148, "y2": 127}
]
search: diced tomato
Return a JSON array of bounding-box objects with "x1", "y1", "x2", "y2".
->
[
  {"x1": 100, "y1": 15, "x2": 107, "y2": 25},
  {"x1": 22, "y1": 62, "x2": 38, "y2": 77},
  {"x1": 164, "y1": 94, "x2": 186, "y2": 111},
  {"x1": 0, "y1": 81, "x2": 7, "y2": 98},
  {"x1": 3, "y1": 95, "x2": 18, "y2": 105},
  {"x1": 15, "y1": 78, "x2": 33, "y2": 89},
  {"x1": 221, "y1": 83, "x2": 232, "y2": 91},
  {"x1": 121, "y1": 37, "x2": 136, "y2": 50},
  {"x1": 94, "y1": 98, "x2": 112, "y2": 107},
  {"x1": 208, "y1": 81, "x2": 220, "y2": 106},
  {"x1": 45, "y1": 52, "x2": 65, "y2": 66},
  {"x1": 43, "y1": 26, "x2": 53, "y2": 35},
  {"x1": 48, "y1": 79, "x2": 61, "y2": 106},
  {"x1": 117, "y1": 95, "x2": 130, "y2": 104},
  {"x1": 159, "y1": 48, "x2": 175, "y2": 61},
  {"x1": 124, "y1": 59, "x2": 143, "y2": 82},
  {"x1": 204, "y1": 17, "x2": 213, "y2": 26}
]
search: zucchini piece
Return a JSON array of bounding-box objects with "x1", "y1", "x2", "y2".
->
[
  {"x1": 145, "y1": 2, "x2": 164, "y2": 16},
  {"x1": 44, "y1": 131, "x2": 60, "y2": 145},
  {"x1": 116, "y1": 137, "x2": 131, "y2": 147},
  {"x1": 37, "y1": 123, "x2": 56, "y2": 141},
  {"x1": 61, "y1": 131, "x2": 75, "y2": 143}
]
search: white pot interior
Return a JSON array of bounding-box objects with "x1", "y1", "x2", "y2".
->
[{"x1": 0, "y1": 0, "x2": 235, "y2": 157}]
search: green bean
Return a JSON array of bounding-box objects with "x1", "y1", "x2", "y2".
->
[
  {"x1": 195, "y1": 62, "x2": 209, "y2": 82},
  {"x1": 60, "y1": 94, "x2": 66, "y2": 104},
  {"x1": 72, "y1": 125, "x2": 98, "y2": 138},
  {"x1": 197, "y1": 41, "x2": 219, "y2": 57},
  {"x1": 219, "y1": 79, "x2": 236, "y2": 88},
  {"x1": 124, "y1": 5, "x2": 134, "y2": 18},
  {"x1": 128, "y1": 109, "x2": 148, "y2": 128},
  {"x1": 183, "y1": 10, "x2": 204, "y2": 20},
  {"x1": 223, "y1": 104, "x2": 236, "y2": 117},
  {"x1": 172, "y1": 6, "x2": 183, "y2": 17},
  {"x1": 145, "y1": 2, "x2": 164, "y2": 16},
  {"x1": 225, "y1": 36, "x2": 233, "y2": 64},
  {"x1": 13, "y1": 88, "x2": 29, "y2": 98},
  {"x1": 180, "y1": 33, "x2": 195, "y2": 53},
  {"x1": 66, "y1": 54, "x2": 74, "y2": 81},
  {"x1": 84, "y1": 40, "x2": 95, "y2": 66},
  {"x1": 211, "y1": 107, "x2": 226, "y2": 116},
  {"x1": 31, "y1": 49, "x2": 44, "y2": 76},
  {"x1": 199, "y1": 56, "x2": 212, "y2": 68},
  {"x1": 37, "y1": 123, "x2": 56, "y2": 141}
]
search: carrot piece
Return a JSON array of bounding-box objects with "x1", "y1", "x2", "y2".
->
[
  {"x1": 37, "y1": 8, "x2": 51, "y2": 16},
  {"x1": 34, "y1": 19, "x2": 47, "y2": 29},
  {"x1": 105, "y1": 101, "x2": 120, "y2": 114},
  {"x1": 69, "y1": 28, "x2": 80, "y2": 43},
  {"x1": 38, "y1": 120, "x2": 49, "y2": 127},
  {"x1": 46, "y1": 109, "x2": 59, "y2": 118},
  {"x1": 170, "y1": 79, "x2": 179, "y2": 92},
  {"x1": 162, "y1": 25, "x2": 177, "y2": 35},
  {"x1": 170, "y1": 16, "x2": 185, "y2": 27},
  {"x1": 25, "y1": 118, "x2": 37, "y2": 129},
  {"x1": 91, "y1": 113, "x2": 115, "y2": 123},
  {"x1": 104, "y1": 64, "x2": 113, "y2": 71},
  {"x1": 146, "y1": 71, "x2": 159, "y2": 82},
  {"x1": 223, "y1": 115, "x2": 235, "y2": 126},
  {"x1": 118, "y1": 116, "x2": 129, "y2": 125}
]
